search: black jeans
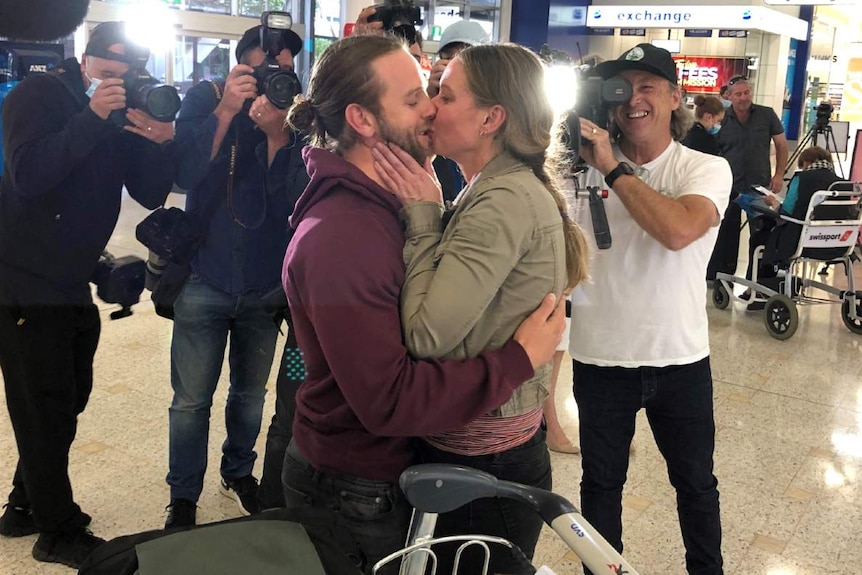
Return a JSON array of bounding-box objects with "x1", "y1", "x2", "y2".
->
[
  {"x1": 573, "y1": 358, "x2": 723, "y2": 575},
  {"x1": 707, "y1": 200, "x2": 742, "y2": 281},
  {"x1": 418, "y1": 430, "x2": 551, "y2": 575},
  {"x1": 281, "y1": 440, "x2": 412, "y2": 575},
  {"x1": 257, "y1": 312, "x2": 303, "y2": 510},
  {"x1": 0, "y1": 303, "x2": 100, "y2": 533}
]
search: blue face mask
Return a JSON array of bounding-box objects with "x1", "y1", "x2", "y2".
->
[
  {"x1": 720, "y1": 98, "x2": 731, "y2": 109},
  {"x1": 708, "y1": 124, "x2": 721, "y2": 136},
  {"x1": 85, "y1": 75, "x2": 102, "y2": 99}
]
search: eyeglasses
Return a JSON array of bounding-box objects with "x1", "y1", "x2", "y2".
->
[{"x1": 728, "y1": 76, "x2": 748, "y2": 86}]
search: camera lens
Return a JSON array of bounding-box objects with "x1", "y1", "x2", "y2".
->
[
  {"x1": 265, "y1": 72, "x2": 301, "y2": 109},
  {"x1": 143, "y1": 85, "x2": 182, "y2": 122}
]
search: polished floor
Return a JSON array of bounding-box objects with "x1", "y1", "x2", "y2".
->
[{"x1": 1, "y1": 192, "x2": 861, "y2": 575}]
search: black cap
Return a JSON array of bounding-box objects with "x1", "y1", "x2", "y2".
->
[
  {"x1": 595, "y1": 43, "x2": 678, "y2": 85},
  {"x1": 84, "y1": 21, "x2": 149, "y2": 67},
  {"x1": 236, "y1": 25, "x2": 303, "y2": 60}
]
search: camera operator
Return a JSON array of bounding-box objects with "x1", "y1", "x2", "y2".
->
[
  {"x1": 0, "y1": 21, "x2": 174, "y2": 568},
  {"x1": 568, "y1": 44, "x2": 731, "y2": 575},
  {"x1": 163, "y1": 22, "x2": 308, "y2": 528}
]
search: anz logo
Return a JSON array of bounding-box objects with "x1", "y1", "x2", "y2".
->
[
  {"x1": 593, "y1": 9, "x2": 602, "y2": 19},
  {"x1": 742, "y1": 9, "x2": 752, "y2": 20},
  {"x1": 28, "y1": 64, "x2": 53, "y2": 73}
]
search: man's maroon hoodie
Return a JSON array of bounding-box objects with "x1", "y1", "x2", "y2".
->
[{"x1": 283, "y1": 147, "x2": 534, "y2": 483}]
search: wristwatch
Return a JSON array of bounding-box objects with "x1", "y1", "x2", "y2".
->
[{"x1": 604, "y1": 162, "x2": 635, "y2": 188}]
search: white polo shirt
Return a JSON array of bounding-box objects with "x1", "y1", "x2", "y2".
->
[{"x1": 568, "y1": 140, "x2": 732, "y2": 368}]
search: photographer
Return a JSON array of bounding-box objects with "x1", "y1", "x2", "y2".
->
[
  {"x1": 164, "y1": 23, "x2": 308, "y2": 528},
  {"x1": 0, "y1": 22, "x2": 174, "y2": 568},
  {"x1": 569, "y1": 44, "x2": 731, "y2": 575}
]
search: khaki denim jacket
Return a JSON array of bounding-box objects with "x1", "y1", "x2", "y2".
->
[{"x1": 399, "y1": 151, "x2": 567, "y2": 417}]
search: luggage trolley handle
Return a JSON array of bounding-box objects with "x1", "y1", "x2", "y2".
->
[{"x1": 395, "y1": 464, "x2": 641, "y2": 575}]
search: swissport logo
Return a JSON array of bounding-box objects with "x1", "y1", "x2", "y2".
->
[{"x1": 804, "y1": 227, "x2": 858, "y2": 247}]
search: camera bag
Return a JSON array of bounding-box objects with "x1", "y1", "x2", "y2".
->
[{"x1": 143, "y1": 81, "x2": 230, "y2": 320}]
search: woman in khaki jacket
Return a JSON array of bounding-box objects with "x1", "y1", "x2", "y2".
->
[{"x1": 372, "y1": 43, "x2": 588, "y2": 575}]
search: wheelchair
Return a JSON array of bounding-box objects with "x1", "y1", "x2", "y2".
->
[{"x1": 712, "y1": 182, "x2": 862, "y2": 340}]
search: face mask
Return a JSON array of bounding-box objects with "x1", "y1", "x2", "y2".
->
[
  {"x1": 708, "y1": 124, "x2": 721, "y2": 136},
  {"x1": 85, "y1": 75, "x2": 102, "y2": 99},
  {"x1": 720, "y1": 98, "x2": 731, "y2": 109}
]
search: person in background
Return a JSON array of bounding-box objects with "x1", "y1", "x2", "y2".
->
[
  {"x1": 708, "y1": 76, "x2": 787, "y2": 283},
  {"x1": 718, "y1": 84, "x2": 731, "y2": 109},
  {"x1": 744, "y1": 146, "x2": 844, "y2": 306},
  {"x1": 682, "y1": 95, "x2": 725, "y2": 156}
]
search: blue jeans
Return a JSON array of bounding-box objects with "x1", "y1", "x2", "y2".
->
[
  {"x1": 418, "y1": 430, "x2": 551, "y2": 575},
  {"x1": 281, "y1": 440, "x2": 412, "y2": 575},
  {"x1": 573, "y1": 358, "x2": 723, "y2": 575},
  {"x1": 167, "y1": 275, "x2": 278, "y2": 502}
]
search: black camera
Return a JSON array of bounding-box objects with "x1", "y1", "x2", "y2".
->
[
  {"x1": 815, "y1": 101, "x2": 833, "y2": 129},
  {"x1": 91, "y1": 251, "x2": 146, "y2": 320},
  {"x1": 368, "y1": 0, "x2": 423, "y2": 30},
  {"x1": 539, "y1": 46, "x2": 632, "y2": 161},
  {"x1": 252, "y1": 11, "x2": 302, "y2": 109},
  {"x1": 109, "y1": 68, "x2": 181, "y2": 127}
]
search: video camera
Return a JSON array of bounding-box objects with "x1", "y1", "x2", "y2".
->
[
  {"x1": 251, "y1": 11, "x2": 302, "y2": 109},
  {"x1": 539, "y1": 45, "x2": 631, "y2": 251},
  {"x1": 539, "y1": 46, "x2": 632, "y2": 162},
  {"x1": 815, "y1": 101, "x2": 833, "y2": 129},
  {"x1": 368, "y1": 0, "x2": 423, "y2": 31},
  {"x1": 91, "y1": 251, "x2": 146, "y2": 320}
]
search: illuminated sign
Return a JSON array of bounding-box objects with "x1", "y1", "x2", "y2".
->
[
  {"x1": 673, "y1": 56, "x2": 748, "y2": 93},
  {"x1": 586, "y1": 5, "x2": 808, "y2": 40}
]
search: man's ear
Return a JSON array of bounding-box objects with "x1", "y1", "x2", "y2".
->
[
  {"x1": 345, "y1": 103, "x2": 378, "y2": 140},
  {"x1": 482, "y1": 104, "x2": 507, "y2": 136},
  {"x1": 80, "y1": 55, "x2": 88, "y2": 75}
]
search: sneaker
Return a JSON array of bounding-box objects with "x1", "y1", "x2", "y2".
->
[
  {"x1": 0, "y1": 504, "x2": 91, "y2": 538},
  {"x1": 32, "y1": 527, "x2": 105, "y2": 569},
  {"x1": 164, "y1": 499, "x2": 197, "y2": 529},
  {"x1": 219, "y1": 475, "x2": 260, "y2": 516}
]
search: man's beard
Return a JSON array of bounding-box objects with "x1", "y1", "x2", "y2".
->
[{"x1": 377, "y1": 113, "x2": 431, "y2": 165}]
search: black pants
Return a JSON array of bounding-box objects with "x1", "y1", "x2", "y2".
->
[
  {"x1": 0, "y1": 303, "x2": 100, "y2": 533},
  {"x1": 418, "y1": 430, "x2": 551, "y2": 575},
  {"x1": 574, "y1": 358, "x2": 723, "y2": 575},
  {"x1": 706, "y1": 201, "x2": 742, "y2": 281},
  {"x1": 257, "y1": 312, "x2": 303, "y2": 510}
]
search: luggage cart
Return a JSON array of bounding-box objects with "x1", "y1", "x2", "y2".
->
[{"x1": 374, "y1": 464, "x2": 640, "y2": 575}]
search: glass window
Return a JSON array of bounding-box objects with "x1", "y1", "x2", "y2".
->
[
  {"x1": 173, "y1": 36, "x2": 231, "y2": 97},
  {"x1": 239, "y1": 0, "x2": 288, "y2": 18},
  {"x1": 186, "y1": 0, "x2": 230, "y2": 15}
]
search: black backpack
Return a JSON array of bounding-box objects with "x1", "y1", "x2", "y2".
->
[{"x1": 78, "y1": 508, "x2": 363, "y2": 575}]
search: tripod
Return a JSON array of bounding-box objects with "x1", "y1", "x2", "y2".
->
[{"x1": 786, "y1": 121, "x2": 846, "y2": 179}]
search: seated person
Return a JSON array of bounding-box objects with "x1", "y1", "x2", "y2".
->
[{"x1": 745, "y1": 146, "x2": 845, "y2": 306}]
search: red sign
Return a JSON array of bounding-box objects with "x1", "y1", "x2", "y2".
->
[{"x1": 672, "y1": 56, "x2": 748, "y2": 94}]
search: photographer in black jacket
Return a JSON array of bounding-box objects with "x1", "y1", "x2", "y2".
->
[{"x1": 0, "y1": 22, "x2": 175, "y2": 568}]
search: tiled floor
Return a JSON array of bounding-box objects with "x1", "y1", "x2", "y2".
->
[{"x1": 1, "y1": 192, "x2": 861, "y2": 574}]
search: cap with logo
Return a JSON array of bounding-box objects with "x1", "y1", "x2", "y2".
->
[
  {"x1": 595, "y1": 43, "x2": 678, "y2": 85},
  {"x1": 84, "y1": 21, "x2": 149, "y2": 67},
  {"x1": 236, "y1": 25, "x2": 303, "y2": 61},
  {"x1": 437, "y1": 20, "x2": 489, "y2": 54}
]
